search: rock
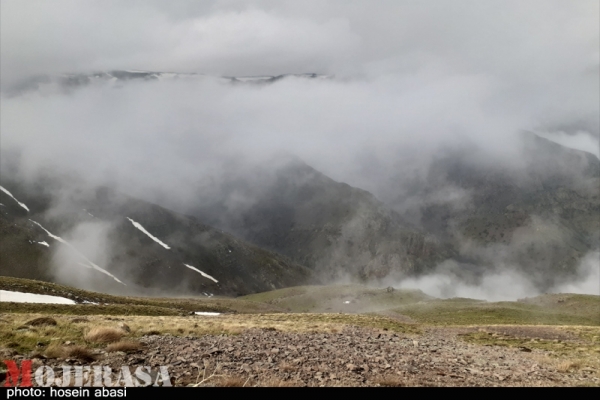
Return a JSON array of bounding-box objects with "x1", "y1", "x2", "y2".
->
[{"x1": 346, "y1": 364, "x2": 364, "y2": 372}]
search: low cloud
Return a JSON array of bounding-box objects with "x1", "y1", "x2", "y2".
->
[{"x1": 392, "y1": 251, "x2": 599, "y2": 301}]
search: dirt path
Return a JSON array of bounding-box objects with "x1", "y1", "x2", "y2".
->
[{"x1": 40, "y1": 325, "x2": 598, "y2": 386}]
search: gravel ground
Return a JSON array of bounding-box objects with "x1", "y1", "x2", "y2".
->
[{"x1": 14, "y1": 325, "x2": 598, "y2": 387}]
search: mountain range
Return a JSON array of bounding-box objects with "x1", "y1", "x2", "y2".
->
[{"x1": 1, "y1": 72, "x2": 598, "y2": 296}]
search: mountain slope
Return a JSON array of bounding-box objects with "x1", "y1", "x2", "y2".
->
[
  {"x1": 390, "y1": 134, "x2": 600, "y2": 288},
  {"x1": 0, "y1": 172, "x2": 312, "y2": 296},
  {"x1": 5, "y1": 70, "x2": 332, "y2": 96},
  {"x1": 192, "y1": 157, "x2": 458, "y2": 282}
]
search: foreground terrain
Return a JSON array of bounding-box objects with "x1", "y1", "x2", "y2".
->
[{"x1": 1, "y1": 277, "x2": 599, "y2": 387}]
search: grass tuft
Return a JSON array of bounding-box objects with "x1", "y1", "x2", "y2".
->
[
  {"x1": 26, "y1": 317, "x2": 57, "y2": 326},
  {"x1": 84, "y1": 327, "x2": 125, "y2": 343},
  {"x1": 106, "y1": 340, "x2": 143, "y2": 353},
  {"x1": 44, "y1": 344, "x2": 96, "y2": 362},
  {"x1": 375, "y1": 374, "x2": 408, "y2": 387}
]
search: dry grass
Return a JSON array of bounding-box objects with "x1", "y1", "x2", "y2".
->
[
  {"x1": 67, "y1": 345, "x2": 97, "y2": 362},
  {"x1": 214, "y1": 375, "x2": 297, "y2": 387},
  {"x1": 215, "y1": 376, "x2": 248, "y2": 387},
  {"x1": 84, "y1": 327, "x2": 125, "y2": 343},
  {"x1": 279, "y1": 362, "x2": 296, "y2": 373},
  {"x1": 44, "y1": 344, "x2": 96, "y2": 362},
  {"x1": 26, "y1": 317, "x2": 57, "y2": 326},
  {"x1": 375, "y1": 374, "x2": 407, "y2": 387},
  {"x1": 255, "y1": 377, "x2": 298, "y2": 387},
  {"x1": 44, "y1": 343, "x2": 67, "y2": 359},
  {"x1": 557, "y1": 361, "x2": 582, "y2": 373},
  {"x1": 106, "y1": 340, "x2": 143, "y2": 353}
]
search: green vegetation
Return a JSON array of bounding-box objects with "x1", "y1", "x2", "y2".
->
[
  {"x1": 242, "y1": 284, "x2": 600, "y2": 326},
  {"x1": 241, "y1": 284, "x2": 432, "y2": 313},
  {"x1": 392, "y1": 298, "x2": 600, "y2": 326}
]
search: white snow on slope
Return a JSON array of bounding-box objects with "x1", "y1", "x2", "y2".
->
[
  {"x1": 0, "y1": 186, "x2": 30, "y2": 212},
  {"x1": 0, "y1": 290, "x2": 75, "y2": 304},
  {"x1": 77, "y1": 262, "x2": 92, "y2": 270},
  {"x1": 183, "y1": 264, "x2": 219, "y2": 283},
  {"x1": 38, "y1": 241, "x2": 50, "y2": 247},
  {"x1": 29, "y1": 220, "x2": 70, "y2": 245},
  {"x1": 29, "y1": 219, "x2": 126, "y2": 285},
  {"x1": 194, "y1": 312, "x2": 221, "y2": 316},
  {"x1": 126, "y1": 217, "x2": 171, "y2": 249}
]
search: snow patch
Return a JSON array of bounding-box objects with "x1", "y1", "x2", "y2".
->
[
  {"x1": 194, "y1": 312, "x2": 221, "y2": 316},
  {"x1": 126, "y1": 217, "x2": 171, "y2": 249},
  {"x1": 0, "y1": 290, "x2": 76, "y2": 304},
  {"x1": 38, "y1": 241, "x2": 50, "y2": 247},
  {"x1": 344, "y1": 301, "x2": 351, "y2": 304},
  {"x1": 29, "y1": 219, "x2": 126, "y2": 285},
  {"x1": 183, "y1": 264, "x2": 219, "y2": 283},
  {"x1": 232, "y1": 76, "x2": 274, "y2": 82},
  {"x1": 0, "y1": 186, "x2": 30, "y2": 212}
]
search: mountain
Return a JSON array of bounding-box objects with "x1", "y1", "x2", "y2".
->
[
  {"x1": 191, "y1": 157, "x2": 458, "y2": 282},
  {"x1": 0, "y1": 170, "x2": 312, "y2": 296},
  {"x1": 387, "y1": 133, "x2": 600, "y2": 288},
  {"x1": 5, "y1": 70, "x2": 332, "y2": 96},
  {"x1": 2, "y1": 134, "x2": 597, "y2": 294}
]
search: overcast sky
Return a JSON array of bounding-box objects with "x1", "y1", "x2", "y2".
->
[
  {"x1": 2, "y1": 1, "x2": 598, "y2": 82},
  {"x1": 1, "y1": 0, "x2": 598, "y2": 195}
]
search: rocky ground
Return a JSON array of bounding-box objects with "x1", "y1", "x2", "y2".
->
[{"x1": 16, "y1": 324, "x2": 599, "y2": 387}]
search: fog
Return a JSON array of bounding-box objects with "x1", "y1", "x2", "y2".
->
[
  {"x1": 393, "y1": 251, "x2": 600, "y2": 301},
  {"x1": 1, "y1": 1, "x2": 598, "y2": 299}
]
